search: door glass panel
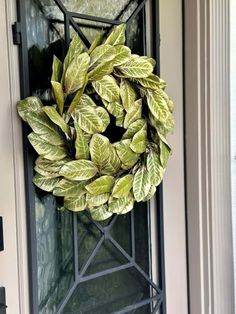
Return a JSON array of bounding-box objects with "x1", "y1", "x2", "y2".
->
[{"x1": 18, "y1": 0, "x2": 165, "y2": 313}]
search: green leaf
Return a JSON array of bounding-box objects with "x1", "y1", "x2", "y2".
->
[
  {"x1": 34, "y1": 165, "x2": 60, "y2": 178},
  {"x1": 88, "y1": 33, "x2": 104, "y2": 54},
  {"x1": 59, "y1": 160, "x2": 98, "y2": 181},
  {"x1": 33, "y1": 173, "x2": 60, "y2": 192},
  {"x1": 74, "y1": 105, "x2": 104, "y2": 134},
  {"x1": 119, "y1": 193, "x2": 135, "y2": 214},
  {"x1": 120, "y1": 79, "x2": 137, "y2": 111},
  {"x1": 74, "y1": 122, "x2": 90, "y2": 160},
  {"x1": 28, "y1": 132, "x2": 67, "y2": 160},
  {"x1": 43, "y1": 106, "x2": 70, "y2": 135},
  {"x1": 90, "y1": 44, "x2": 116, "y2": 67},
  {"x1": 130, "y1": 125, "x2": 147, "y2": 154},
  {"x1": 113, "y1": 45, "x2": 131, "y2": 66},
  {"x1": 115, "y1": 139, "x2": 140, "y2": 170},
  {"x1": 64, "y1": 195, "x2": 87, "y2": 212},
  {"x1": 147, "y1": 90, "x2": 170, "y2": 123},
  {"x1": 51, "y1": 81, "x2": 64, "y2": 115},
  {"x1": 62, "y1": 34, "x2": 85, "y2": 81},
  {"x1": 64, "y1": 52, "x2": 90, "y2": 94},
  {"x1": 159, "y1": 137, "x2": 171, "y2": 168},
  {"x1": 133, "y1": 166, "x2": 151, "y2": 202},
  {"x1": 53, "y1": 179, "x2": 86, "y2": 197},
  {"x1": 135, "y1": 74, "x2": 166, "y2": 90},
  {"x1": 85, "y1": 175, "x2": 115, "y2": 195},
  {"x1": 95, "y1": 107, "x2": 110, "y2": 132},
  {"x1": 103, "y1": 100, "x2": 125, "y2": 127},
  {"x1": 112, "y1": 174, "x2": 133, "y2": 198},
  {"x1": 67, "y1": 75, "x2": 88, "y2": 114},
  {"x1": 86, "y1": 192, "x2": 109, "y2": 208},
  {"x1": 35, "y1": 157, "x2": 69, "y2": 173},
  {"x1": 108, "y1": 195, "x2": 131, "y2": 214},
  {"x1": 90, "y1": 134, "x2": 110, "y2": 168},
  {"x1": 143, "y1": 185, "x2": 156, "y2": 201},
  {"x1": 17, "y1": 96, "x2": 43, "y2": 122},
  {"x1": 104, "y1": 24, "x2": 126, "y2": 46},
  {"x1": 89, "y1": 204, "x2": 113, "y2": 221},
  {"x1": 118, "y1": 57, "x2": 153, "y2": 78},
  {"x1": 88, "y1": 61, "x2": 114, "y2": 81},
  {"x1": 92, "y1": 75, "x2": 120, "y2": 102},
  {"x1": 101, "y1": 144, "x2": 121, "y2": 175},
  {"x1": 123, "y1": 99, "x2": 142, "y2": 128},
  {"x1": 79, "y1": 94, "x2": 97, "y2": 108},
  {"x1": 26, "y1": 111, "x2": 65, "y2": 146},
  {"x1": 51, "y1": 55, "x2": 62, "y2": 82},
  {"x1": 122, "y1": 119, "x2": 146, "y2": 139},
  {"x1": 140, "y1": 56, "x2": 156, "y2": 67},
  {"x1": 147, "y1": 150, "x2": 164, "y2": 186}
]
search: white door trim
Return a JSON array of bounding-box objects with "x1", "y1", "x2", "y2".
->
[{"x1": 184, "y1": 1, "x2": 234, "y2": 313}]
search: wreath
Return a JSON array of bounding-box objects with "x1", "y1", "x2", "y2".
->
[{"x1": 17, "y1": 24, "x2": 174, "y2": 221}]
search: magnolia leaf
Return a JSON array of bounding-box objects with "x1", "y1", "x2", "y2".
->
[
  {"x1": 122, "y1": 119, "x2": 146, "y2": 139},
  {"x1": 112, "y1": 174, "x2": 133, "y2": 198},
  {"x1": 140, "y1": 56, "x2": 156, "y2": 67},
  {"x1": 143, "y1": 185, "x2": 156, "y2": 201},
  {"x1": 26, "y1": 111, "x2": 65, "y2": 146},
  {"x1": 120, "y1": 79, "x2": 137, "y2": 111},
  {"x1": 133, "y1": 166, "x2": 151, "y2": 202},
  {"x1": 95, "y1": 107, "x2": 110, "y2": 132},
  {"x1": 64, "y1": 194, "x2": 87, "y2": 212},
  {"x1": 79, "y1": 94, "x2": 97, "y2": 108},
  {"x1": 103, "y1": 100, "x2": 124, "y2": 127},
  {"x1": 88, "y1": 61, "x2": 113, "y2": 81},
  {"x1": 35, "y1": 157, "x2": 69, "y2": 173},
  {"x1": 113, "y1": 45, "x2": 131, "y2": 66},
  {"x1": 89, "y1": 204, "x2": 113, "y2": 221},
  {"x1": 92, "y1": 75, "x2": 120, "y2": 102},
  {"x1": 130, "y1": 125, "x2": 147, "y2": 154},
  {"x1": 86, "y1": 192, "x2": 109, "y2": 208},
  {"x1": 115, "y1": 139, "x2": 140, "y2": 170},
  {"x1": 34, "y1": 165, "x2": 60, "y2": 178},
  {"x1": 88, "y1": 33, "x2": 104, "y2": 54},
  {"x1": 135, "y1": 74, "x2": 165, "y2": 90},
  {"x1": 17, "y1": 96, "x2": 43, "y2": 122},
  {"x1": 53, "y1": 179, "x2": 86, "y2": 197},
  {"x1": 147, "y1": 150, "x2": 164, "y2": 186},
  {"x1": 108, "y1": 195, "x2": 129, "y2": 213},
  {"x1": 51, "y1": 81, "x2": 64, "y2": 115},
  {"x1": 59, "y1": 160, "x2": 98, "y2": 181},
  {"x1": 33, "y1": 173, "x2": 60, "y2": 192},
  {"x1": 51, "y1": 55, "x2": 62, "y2": 82},
  {"x1": 123, "y1": 99, "x2": 142, "y2": 128},
  {"x1": 62, "y1": 34, "x2": 85, "y2": 81},
  {"x1": 118, "y1": 57, "x2": 153, "y2": 78},
  {"x1": 43, "y1": 106, "x2": 70, "y2": 135},
  {"x1": 67, "y1": 75, "x2": 88, "y2": 114},
  {"x1": 28, "y1": 132, "x2": 67, "y2": 160},
  {"x1": 74, "y1": 122, "x2": 89, "y2": 160},
  {"x1": 104, "y1": 24, "x2": 126, "y2": 46},
  {"x1": 90, "y1": 44, "x2": 116, "y2": 67},
  {"x1": 101, "y1": 144, "x2": 121, "y2": 175},
  {"x1": 120, "y1": 193, "x2": 135, "y2": 214},
  {"x1": 85, "y1": 175, "x2": 115, "y2": 195},
  {"x1": 90, "y1": 134, "x2": 110, "y2": 168},
  {"x1": 147, "y1": 90, "x2": 170, "y2": 123},
  {"x1": 159, "y1": 138, "x2": 171, "y2": 168},
  {"x1": 64, "y1": 52, "x2": 90, "y2": 94},
  {"x1": 74, "y1": 105, "x2": 104, "y2": 134}
]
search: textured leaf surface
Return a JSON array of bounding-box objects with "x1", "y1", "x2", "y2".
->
[
  {"x1": 53, "y1": 179, "x2": 86, "y2": 197},
  {"x1": 17, "y1": 96, "x2": 43, "y2": 122},
  {"x1": 88, "y1": 61, "x2": 113, "y2": 81},
  {"x1": 43, "y1": 106, "x2": 70, "y2": 135},
  {"x1": 147, "y1": 91, "x2": 170, "y2": 123},
  {"x1": 28, "y1": 132, "x2": 67, "y2": 160},
  {"x1": 115, "y1": 139, "x2": 140, "y2": 169},
  {"x1": 108, "y1": 195, "x2": 131, "y2": 214},
  {"x1": 95, "y1": 107, "x2": 110, "y2": 132},
  {"x1": 67, "y1": 76, "x2": 88, "y2": 114},
  {"x1": 33, "y1": 173, "x2": 60, "y2": 192},
  {"x1": 34, "y1": 165, "x2": 60, "y2": 178},
  {"x1": 135, "y1": 74, "x2": 166, "y2": 90},
  {"x1": 101, "y1": 144, "x2": 121, "y2": 175},
  {"x1": 119, "y1": 57, "x2": 153, "y2": 78},
  {"x1": 104, "y1": 24, "x2": 126, "y2": 46},
  {"x1": 120, "y1": 79, "x2": 137, "y2": 111},
  {"x1": 88, "y1": 33, "x2": 104, "y2": 54},
  {"x1": 113, "y1": 45, "x2": 131, "y2": 66},
  {"x1": 119, "y1": 193, "x2": 135, "y2": 214},
  {"x1": 64, "y1": 52, "x2": 90, "y2": 94},
  {"x1": 112, "y1": 174, "x2": 133, "y2": 198},
  {"x1": 51, "y1": 81, "x2": 64, "y2": 115},
  {"x1": 130, "y1": 125, "x2": 147, "y2": 154},
  {"x1": 159, "y1": 138, "x2": 171, "y2": 168},
  {"x1": 124, "y1": 99, "x2": 142, "y2": 128},
  {"x1": 86, "y1": 193, "x2": 109, "y2": 208},
  {"x1": 59, "y1": 160, "x2": 98, "y2": 181},
  {"x1": 122, "y1": 119, "x2": 146, "y2": 139},
  {"x1": 51, "y1": 55, "x2": 62, "y2": 82},
  {"x1": 143, "y1": 185, "x2": 156, "y2": 201},
  {"x1": 74, "y1": 105, "x2": 103, "y2": 134},
  {"x1": 89, "y1": 204, "x2": 113, "y2": 221},
  {"x1": 35, "y1": 157, "x2": 69, "y2": 173},
  {"x1": 92, "y1": 75, "x2": 120, "y2": 102},
  {"x1": 147, "y1": 150, "x2": 164, "y2": 186},
  {"x1": 64, "y1": 195, "x2": 86, "y2": 212},
  {"x1": 79, "y1": 94, "x2": 97, "y2": 108},
  {"x1": 133, "y1": 167, "x2": 151, "y2": 202},
  {"x1": 85, "y1": 175, "x2": 115, "y2": 195},
  {"x1": 90, "y1": 134, "x2": 110, "y2": 168},
  {"x1": 90, "y1": 44, "x2": 116, "y2": 67},
  {"x1": 103, "y1": 100, "x2": 124, "y2": 127},
  {"x1": 74, "y1": 122, "x2": 89, "y2": 160}
]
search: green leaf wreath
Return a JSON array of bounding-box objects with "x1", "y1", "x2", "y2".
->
[{"x1": 17, "y1": 24, "x2": 174, "y2": 221}]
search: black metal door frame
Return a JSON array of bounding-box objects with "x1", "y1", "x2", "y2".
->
[{"x1": 15, "y1": 0, "x2": 166, "y2": 313}]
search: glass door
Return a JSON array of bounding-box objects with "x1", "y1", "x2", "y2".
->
[{"x1": 16, "y1": 0, "x2": 165, "y2": 313}]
